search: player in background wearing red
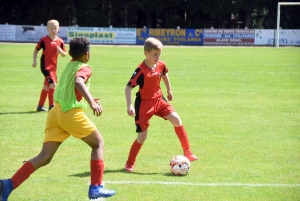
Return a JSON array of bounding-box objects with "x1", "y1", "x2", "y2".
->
[
  {"x1": 0, "y1": 37, "x2": 116, "y2": 200},
  {"x1": 32, "y1": 19, "x2": 66, "y2": 112},
  {"x1": 124, "y1": 37, "x2": 197, "y2": 172}
]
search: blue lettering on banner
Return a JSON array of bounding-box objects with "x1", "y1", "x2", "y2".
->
[
  {"x1": 136, "y1": 28, "x2": 203, "y2": 45},
  {"x1": 268, "y1": 38, "x2": 289, "y2": 45},
  {"x1": 204, "y1": 34, "x2": 255, "y2": 38}
]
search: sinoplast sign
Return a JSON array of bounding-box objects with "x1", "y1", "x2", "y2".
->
[{"x1": 68, "y1": 27, "x2": 136, "y2": 44}]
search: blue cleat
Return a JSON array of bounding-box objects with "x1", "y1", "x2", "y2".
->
[
  {"x1": 88, "y1": 184, "x2": 116, "y2": 199},
  {"x1": 0, "y1": 179, "x2": 13, "y2": 201}
]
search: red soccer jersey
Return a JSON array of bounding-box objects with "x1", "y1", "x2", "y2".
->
[
  {"x1": 35, "y1": 35, "x2": 65, "y2": 71},
  {"x1": 127, "y1": 60, "x2": 168, "y2": 99}
]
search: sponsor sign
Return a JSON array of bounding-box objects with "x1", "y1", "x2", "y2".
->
[
  {"x1": 7, "y1": 25, "x2": 67, "y2": 42},
  {"x1": 67, "y1": 27, "x2": 136, "y2": 44},
  {"x1": 204, "y1": 29, "x2": 255, "y2": 45},
  {"x1": 136, "y1": 28, "x2": 204, "y2": 45},
  {"x1": 13, "y1": 25, "x2": 67, "y2": 42},
  {"x1": 0, "y1": 25, "x2": 15, "y2": 41},
  {"x1": 255, "y1": 29, "x2": 300, "y2": 46},
  {"x1": 0, "y1": 24, "x2": 299, "y2": 46}
]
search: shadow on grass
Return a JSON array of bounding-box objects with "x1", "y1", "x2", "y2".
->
[
  {"x1": 69, "y1": 169, "x2": 162, "y2": 177},
  {"x1": 0, "y1": 111, "x2": 44, "y2": 115},
  {"x1": 163, "y1": 172, "x2": 176, "y2": 177}
]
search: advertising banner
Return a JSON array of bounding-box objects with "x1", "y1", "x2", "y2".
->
[
  {"x1": 255, "y1": 29, "x2": 300, "y2": 46},
  {"x1": 204, "y1": 29, "x2": 255, "y2": 45},
  {"x1": 136, "y1": 28, "x2": 203, "y2": 45},
  {"x1": 0, "y1": 25, "x2": 15, "y2": 41},
  {"x1": 13, "y1": 25, "x2": 68, "y2": 42},
  {"x1": 1, "y1": 24, "x2": 299, "y2": 46},
  {"x1": 67, "y1": 27, "x2": 136, "y2": 44}
]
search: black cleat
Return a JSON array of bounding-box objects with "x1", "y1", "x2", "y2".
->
[
  {"x1": 49, "y1": 105, "x2": 54, "y2": 111},
  {"x1": 37, "y1": 106, "x2": 47, "y2": 112}
]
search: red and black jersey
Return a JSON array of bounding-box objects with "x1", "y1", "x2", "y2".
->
[
  {"x1": 127, "y1": 60, "x2": 168, "y2": 99},
  {"x1": 35, "y1": 35, "x2": 65, "y2": 71}
]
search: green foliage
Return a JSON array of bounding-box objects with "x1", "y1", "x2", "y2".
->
[
  {"x1": 0, "y1": 0, "x2": 299, "y2": 28},
  {"x1": 0, "y1": 43, "x2": 299, "y2": 200}
]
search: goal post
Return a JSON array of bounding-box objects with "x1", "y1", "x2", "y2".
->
[{"x1": 276, "y1": 2, "x2": 300, "y2": 47}]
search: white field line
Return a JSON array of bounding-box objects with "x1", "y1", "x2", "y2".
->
[{"x1": 105, "y1": 180, "x2": 300, "y2": 187}]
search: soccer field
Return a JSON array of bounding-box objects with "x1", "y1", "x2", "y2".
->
[{"x1": 0, "y1": 43, "x2": 299, "y2": 200}]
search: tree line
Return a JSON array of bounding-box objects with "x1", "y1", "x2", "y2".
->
[{"x1": 1, "y1": 0, "x2": 299, "y2": 29}]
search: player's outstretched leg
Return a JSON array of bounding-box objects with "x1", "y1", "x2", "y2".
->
[
  {"x1": 88, "y1": 184, "x2": 116, "y2": 199},
  {"x1": 174, "y1": 125, "x2": 198, "y2": 162},
  {"x1": 0, "y1": 179, "x2": 13, "y2": 201}
]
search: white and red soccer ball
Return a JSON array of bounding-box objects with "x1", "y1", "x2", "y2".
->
[{"x1": 169, "y1": 155, "x2": 191, "y2": 176}]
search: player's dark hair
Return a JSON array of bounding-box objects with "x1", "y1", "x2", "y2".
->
[{"x1": 69, "y1": 37, "x2": 90, "y2": 59}]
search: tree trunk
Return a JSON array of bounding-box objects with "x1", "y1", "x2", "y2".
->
[{"x1": 245, "y1": 9, "x2": 250, "y2": 28}]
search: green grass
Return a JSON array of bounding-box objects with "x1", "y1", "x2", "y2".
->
[{"x1": 0, "y1": 43, "x2": 299, "y2": 201}]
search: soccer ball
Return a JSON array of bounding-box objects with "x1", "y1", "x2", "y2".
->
[{"x1": 169, "y1": 155, "x2": 190, "y2": 176}]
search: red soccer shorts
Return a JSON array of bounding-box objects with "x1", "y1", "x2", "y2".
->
[
  {"x1": 43, "y1": 70, "x2": 57, "y2": 85},
  {"x1": 134, "y1": 96, "x2": 175, "y2": 132}
]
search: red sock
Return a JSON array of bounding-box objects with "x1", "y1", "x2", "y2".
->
[
  {"x1": 90, "y1": 160, "x2": 104, "y2": 186},
  {"x1": 174, "y1": 125, "x2": 190, "y2": 151},
  {"x1": 11, "y1": 161, "x2": 35, "y2": 189},
  {"x1": 48, "y1": 88, "x2": 55, "y2": 106},
  {"x1": 38, "y1": 89, "x2": 48, "y2": 106},
  {"x1": 126, "y1": 140, "x2": 142, "y2": 166}
]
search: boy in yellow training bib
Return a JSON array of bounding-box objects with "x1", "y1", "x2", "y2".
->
[{"x1": 0, "y1": 37, "x2": 116, "y2": 200}]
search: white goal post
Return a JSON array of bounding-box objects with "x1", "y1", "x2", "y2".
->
[{"x1": 276, "y1": 2, "x2": 300, "y2": 47}]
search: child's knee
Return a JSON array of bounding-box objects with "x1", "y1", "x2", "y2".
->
[{"x1": 137, "y1": 132, "x2": 147, "y2": 143}]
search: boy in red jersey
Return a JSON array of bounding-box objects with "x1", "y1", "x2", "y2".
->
[
  {"x1": 32, "y1": 19, "x2": 66, "y2": 112},
  {"x1": 0, "y1": 37, "x2": 116, "y2": 200},
  {"x1": 124, "y1": 37, "x2": 197, "y2": 172}
]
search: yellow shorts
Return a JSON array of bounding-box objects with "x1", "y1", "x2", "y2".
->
[{"x1": 44, "y1": 103, "x2": 96, "y2": 142}]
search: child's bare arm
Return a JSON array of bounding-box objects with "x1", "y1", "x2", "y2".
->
[
  {"x1": 162, "y1": 73, "x2": 173, "y2": 101},
  {"x1": 75, "y1": 76, "x2": 102, "y2": 116},
  {"x1": 57, "y1": 45, "x2": 67, "y2": 57},
  {"x1": 125, "y1": 85, "x2": 135, "y2": 117},
  {"x1": 32, "y1": 49, "x2": 38, "y2": 67}
]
